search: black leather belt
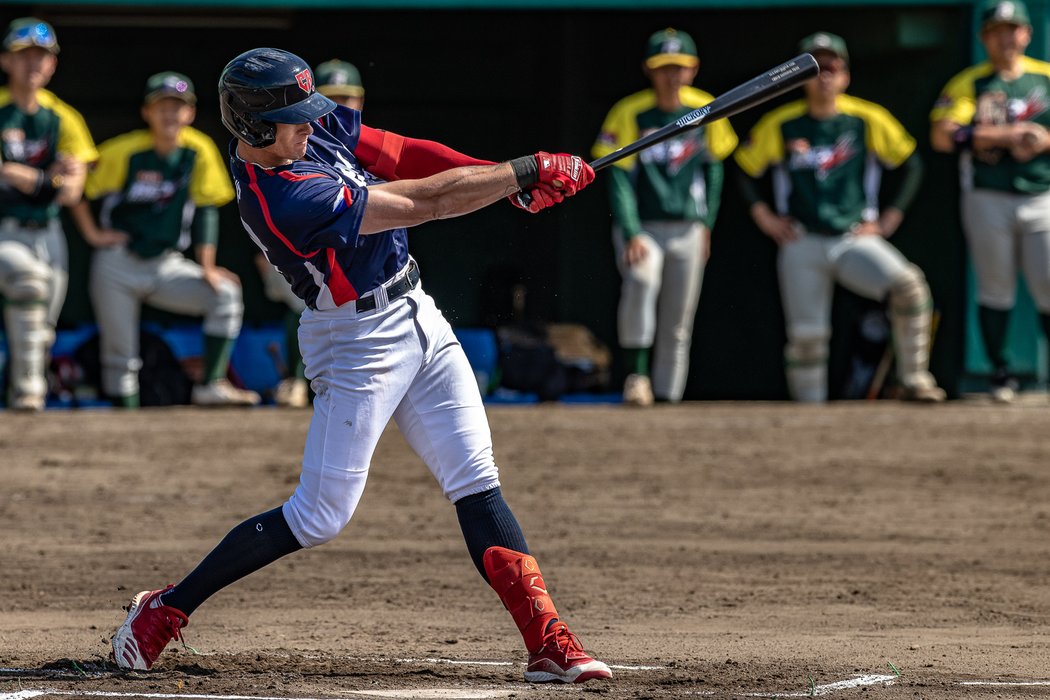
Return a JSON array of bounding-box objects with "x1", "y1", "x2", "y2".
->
[{"x1": 354, "y1": 261, "x2": 419, "y2": 312}]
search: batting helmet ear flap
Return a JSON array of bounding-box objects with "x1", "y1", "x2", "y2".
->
[{"x1": 220, "y1": 89, "x2": 276, "y2": 148}]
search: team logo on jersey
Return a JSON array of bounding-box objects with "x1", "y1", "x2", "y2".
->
[
  {"x1": 296, "y1": 69, "x2": 313, "y2": 93},
  {"x1": 1009, "y1": 86, "x2": 1050, "y2": 123},
  {"x1": 787, "y1": 133, "x2": 857, "y2": 180},
  {"x1": 638, "y1": 129, "x2": 706, "y2": 174},
  {"x1": 2, "y1": 128, "x2": 49, "y2": 165},
  {"x1": 127, "y1": 170, "x2": 178, "y2": 205}
]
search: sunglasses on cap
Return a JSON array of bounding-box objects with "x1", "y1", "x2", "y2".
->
[{"x1": 4, "y1": 22, "x2": 58, "y2": 52}]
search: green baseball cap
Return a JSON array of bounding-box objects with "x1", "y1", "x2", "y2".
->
[
  {"x1": 315, "y1": 59, "x2": 364, "y2": 98},
  {"x1": 981, "y1": 0, "x2": 1031, "y2": 28},
  {"x1": 798, "y1": 31, "x2": 849, "y2": 65},
  {"x1": 2, "y1": 17, "x2": 59, "y2": 54},
  {"x1": 644, "y1": 28, "x2": 699, "y2": 70},
  {"x1": 143, "y1": 71, "x2": 196, "y2": 104}
]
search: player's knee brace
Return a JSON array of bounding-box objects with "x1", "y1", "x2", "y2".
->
[
  {"x1": 888, "y1": 265, "x2": 932, "y2": 317},
  {"x1": 888, "y1": 265, "x2": 935, "y2": 382},
  {"x1": 784, "y1": 334, "x2": 829, "y2": 403},
  {"x1": 5, "y1": 270, "x2": 50, "y2": 304}
]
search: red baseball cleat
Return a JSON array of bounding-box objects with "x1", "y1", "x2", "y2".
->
[
  {"x1": 524, "y1": 621, "x2": 612, "y2": 684},
  {"x1": 111, "y1": 586, "x2": 188, "y2": 670}
]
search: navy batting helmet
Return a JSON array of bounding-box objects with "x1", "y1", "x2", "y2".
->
[{"x1": 218, "y1": 47, "x2": 336, "y2": 148}]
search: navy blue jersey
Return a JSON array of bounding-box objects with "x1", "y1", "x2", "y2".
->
[{"x1": 230, "y1": 106, "x2": 410, "y2": 310}]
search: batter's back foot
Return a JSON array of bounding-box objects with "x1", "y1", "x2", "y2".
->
[{"x1": 524, "y1": 621, "x2": 612, "y2": 684}]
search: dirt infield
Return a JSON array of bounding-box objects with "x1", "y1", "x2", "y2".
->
[{"x1": 2, "y1": 401, "x2": 1050, "y2": 699}]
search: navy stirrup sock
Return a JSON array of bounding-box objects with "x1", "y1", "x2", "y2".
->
[
  {"x1": 455, "y1": 487, "x2": 529, "y2": 581},
  {"x1": 161, "y1": 506, "x2": 302, "y2": 616}
]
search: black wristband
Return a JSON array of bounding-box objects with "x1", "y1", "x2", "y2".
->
[{"x1": 509, "y1": 155, "x2": 539, "y2": 189}]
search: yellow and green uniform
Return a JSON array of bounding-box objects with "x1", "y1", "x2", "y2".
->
[
  {"x1": 0, "y1": 87, "x2": 97, "y2": 223},
  {"x1": 735, "y1": 94, "x2": 918, "y2": 234},
  {"x1": 85, "y1": 127, "x2": 234, "y2": 256},
  {"x1": 931, "y1": 56, "x2": 1050, "y2": 193},
  {"x1": 592, "y1": 86, "x2": 738, "y2": 238}
]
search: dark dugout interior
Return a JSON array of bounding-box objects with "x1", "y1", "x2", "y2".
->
[{"x1": 5, "y1": 4, "x2": 970, "y2": 398}]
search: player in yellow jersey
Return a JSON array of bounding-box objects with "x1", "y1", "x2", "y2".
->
[
  {"x1": 931, "y1": 0, "x2": 1050, "y2": 402},
  {"x1": 71, "y1": 72, "x2": 260, "y2": 408},
  {"x1": 593, "y1": 29, "x2": 738, "y2": 406},
  {"x1": 736, "y1": 32, "x2": 944, "y2": 403},
  {"x1": 0, "y1": 17, "x2": 96, "y2": 411}
]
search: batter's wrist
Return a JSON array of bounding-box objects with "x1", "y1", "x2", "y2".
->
[{"x1": 509, "y1": 156, "x2": 539, "y2": 189}]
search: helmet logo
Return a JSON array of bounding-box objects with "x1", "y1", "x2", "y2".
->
[{"x1": 295, "y1": 69, "x2": 314, "y2": 93}]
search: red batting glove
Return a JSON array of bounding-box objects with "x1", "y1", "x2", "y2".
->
[
  {"x1": 534, "y1": 152, "x2": 595, "y2": 197},
  {"x1": 508, "y1": 183, "x2": 565, "y2": 213}
]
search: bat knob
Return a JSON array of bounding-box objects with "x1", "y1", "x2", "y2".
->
[{"x1": 516, "y1": 191, "x2": 533, "y2": 208}]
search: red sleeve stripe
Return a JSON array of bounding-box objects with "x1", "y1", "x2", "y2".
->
[
  {"x1": 245, "y1": 163, "x2": 319, "y2": 260},
  {"x1": 277, "y1": 170, "x2": 330, "y2": 182},
  {"x1": 325, "y1": 248, "x2": 358, "y2": 304}
]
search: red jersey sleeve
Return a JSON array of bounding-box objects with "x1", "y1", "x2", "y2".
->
[{"x1": 353, "y1": 124, "x2": 495, "y2": 181}]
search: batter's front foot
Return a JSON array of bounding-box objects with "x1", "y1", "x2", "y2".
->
[
  {"x1": 524, "y1": 622, "x2": 612, "y2": 684},
  {"x1": 111, "y1": 586, "x2": 188, "y2": 670}
]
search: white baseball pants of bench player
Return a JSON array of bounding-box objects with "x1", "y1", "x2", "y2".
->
[
  {"x1": 0, "y1": 219, "x2": 67, "y2": 405},
  {"x1": 778, "y1": 229, "x2": 936, "y2": 402},
  {"x1": 90, "y1": 246, "x2": 244, "y2": 398},
  {"x1": 613, "y1": 220, "x2": 706, "y2": 402}
]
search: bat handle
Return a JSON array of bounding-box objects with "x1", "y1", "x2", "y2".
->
[{"x1": 516, "y1": 191, "x2": 534, "y2": 208}]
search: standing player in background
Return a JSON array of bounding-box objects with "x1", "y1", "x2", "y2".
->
[
  {"x1": 735, "y1": 32, "x2": 946, "y2": 403},
  {"x1": 254, "y1": 59, "x2": 366, "y2": 408},
  {"x1": 71, "y1": 72, "x2": 260, "y2": 408},
  {"x1": 110, "y1": 48, "x2": 611, "y2": 684},
  {"x1": 0, "y1": 17, "x2": 95, "y2": 411},
  {"x1": 931, "y1": 0, "x2": 1050, "y2": 402},
  {"x1": 594, "y1": 29, "x2": 737, "y2": 407}
]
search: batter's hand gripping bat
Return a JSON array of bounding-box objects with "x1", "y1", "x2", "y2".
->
[{"x1": 518, "y1": 53, "x2": 819, "y2": 206}]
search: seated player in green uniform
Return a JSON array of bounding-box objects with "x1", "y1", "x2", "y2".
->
[
  {"x1": 736, "y1": 32, "x2": 945, "y2": 403},
  {"x1": 71, "y1": 72, "x2": 260, "y2": 408}
]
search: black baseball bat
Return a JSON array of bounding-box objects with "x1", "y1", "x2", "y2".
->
[{"x1": 518, "y1": 53, "x2": 819, "y2": 206}]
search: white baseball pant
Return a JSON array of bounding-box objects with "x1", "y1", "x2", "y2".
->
[
  {"x1": 779, "y1": 229, "x2": 936, "y2": 402},
  {"x1": 282, "y1": 278, "x2": 500, "y2": 548},
  {"x1": 613, "y1": 220, "x2": 706, "y2": 401},
  {"x1": 89, "y1": 247, "x2": 244, "y2": 398},
  {"x1": 961, "y1": 188, "x2": 1050, "y2": 313},
  {"x1": 0, "y1": 218, "x2": 67, "y2": 402}
]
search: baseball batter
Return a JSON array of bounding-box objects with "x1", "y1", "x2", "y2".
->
[
  {"x1": 254, "y1": 59, "x2": 366, "y2": 408},
  {"x1": 593, "y1": 28, "x2": 738, "y2": 406},
  {"x1": 71, "y1": 72, "x2": 260, "y2": 408},
  {"x1": 931, "y1": 0, "x2": 1050, "y2": 402},
  {"x1": 111, "y1": 48, "x2": 610, "y2": 684},
  {"x1": 736, "y1": 32, "x2": 946, "y2": 403},
  {"x1": 0, "y1": 17, "x2": 95, "y2": 410}
]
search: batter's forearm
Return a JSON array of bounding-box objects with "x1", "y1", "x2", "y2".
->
[{"x1": 361, "y1": 163, "x2": 519, "y2": 233}]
